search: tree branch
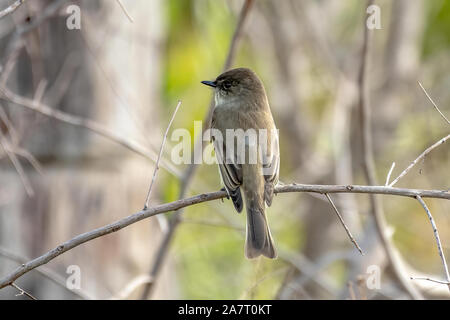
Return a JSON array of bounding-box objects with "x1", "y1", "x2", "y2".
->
[
  {"x1": 388, "y1": 133, "x2": 450, "y2": 187},
  {"x1": 0, "y1": 0, "x2": 25, "y2": 19},
  {"x1": 418, "y1": 81, "x2": 450, "y2": 125},
  {"x1": 115, "y1": 0, "x2": 134, "y2": 23},
  {"x1": 0, "y1": 247, "x2": 92, "y2": 299},
  {"x1": 357, "y1": 0, "x2": 422, "y2": 300},
  {"x1": 143, "y1": 100, "x2": 182, "y2": 210},
  {"x1": 0, "y1": 86, "x2": 181, "y2": 178},
  {"x1": 0, "y1": 183, "x2": 448, "y2": 290},
  {"x1": 415, "y1": 195, "x2": 450, "y2": 292},
  {"x1": 10, "y1": 282, "x2": 37, "y2": 300},
  {"x1": 324, "y1": 193, "x2": 363, "y2": 255}
]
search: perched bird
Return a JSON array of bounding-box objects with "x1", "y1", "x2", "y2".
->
[{"x1": 202, "y1": 68, "x2": 280, "y2": 259}]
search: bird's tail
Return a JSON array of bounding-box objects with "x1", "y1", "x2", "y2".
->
[{"x1": 244, "y1": 196, "x2": 277, "y2": 259}]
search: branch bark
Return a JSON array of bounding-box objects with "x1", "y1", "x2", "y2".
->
[
  {"x1": 0, "y1": 0, "x2": 25, "y2": 19},
  {"x1": 0, "y1": 183, "x2": 448, "y2": 290}
]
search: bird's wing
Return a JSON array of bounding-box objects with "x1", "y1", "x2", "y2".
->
[
  {"x1": 211, "y1": 113, "x2": 244, "y2": 213},
  {"x1": 262, "y1": 128, "x2": 279, "y2": 184},
  {"x1": 262, "y1": 129, "x2": 280, "y2": 206},
  {"x1": 211, "y1": 131, "x2": 242, "y2": 192}
]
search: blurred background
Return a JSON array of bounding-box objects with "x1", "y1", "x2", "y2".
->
[{"x1": 0, "y1": 0, "x2": 449, "y2": 299}]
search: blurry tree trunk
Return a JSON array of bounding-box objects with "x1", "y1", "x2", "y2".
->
[{"x1": 0, "y1": 0, "x2": 177, "y2": 299}]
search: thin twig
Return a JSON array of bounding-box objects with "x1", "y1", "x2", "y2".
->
[
  {"x1": 418, "y1": 81, "x2": 450, "y2": 125},
  {"x1": 324, "y1": 193, "x2": 363, "y2": 255},
  {"x1": 389, "y1": 133, "x2": 450, "y2": 187},
  {"x1": 0, "y1": 105, "x2": 44, "y2": 175},
  {"x1": 10, "y1": 282, "x2": 37, "y2": 300},
  {"x1": 385, "y1": 162, "x2": 395, "y2": 186},
  {"x1": 0, "y1": 0, "x2": 25, "y2": 19},
  {"x1": 415, "y1": 195, "x2": 450, "y2": 292},
  {"x1": 0, "y1": 183, "x2": 448, "y2": 290},
  {"x1": 143, "y1": 100, "x2": 182, "y2": 210},
  {"x1": 410, "y1": 277, "x2": 450, "y2": 286},
  {"x1": 115, "y1": 0, "x2": 134, "y2": 23},
  {"x1": 0, "y1": 105, "x2": 19, "y2": 145},
  {"x1": 10, "y1": 147, "x2": 44, "y2": 175},
  {"x1": 0, "y1": 132, "x2": 33, "y2": 196}
]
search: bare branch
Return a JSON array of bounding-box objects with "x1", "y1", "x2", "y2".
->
[
  {"x1": 0, "y1": 105, "x2": 43, "y2": 175},
  {"x1": 324, "y1": 193, "x2": 363, "y2": 255},
  {"x1": 0, "y1": 183, "x2": 448, "y2": 290},
  {"x1": 415, "y1": 196, "x2": 450, "y2": 292},
  {"x1": 0, "y1": 86, "x2": 181, "y2": 178},
  {"x1": 418, "y1": 81, "x2": 450, "y2": 125},
  {"x1": 223, "y1": 0, "x2": 254, "y2": 70},
  {"x1": 10, "y1": 282, "x2": 37, "y2": 300},
  {"x1": 410, "y1": 277, "x2": 450, "y2": 286},
  {"x1": 115, "y1": 0, "x2": 134, "y2": 23},
  {"x1": 0, "y1": 105, "x2": 19, "y2": 144},
  {"x1": 143, "y1": 100, "x2": 182, "y2": 210},
  {"x1": 8, "y1": 146, "x2": 44, "y2": 176},
  {"x1": 357, "y1": 0, "x2": 422, "y2": 300},
  {"x1": 0, "y1": 247, "x2": 92, "y2": 299},
  {"x1": 0, "y1": 132, "x2": 33, "y2": 196},
  {"x1": 0, "y1": 0, "x2": 25, "y2": 19},
  {"x1": 385, "y1": 162, "x2": 395, "y2": 186},
  {"x1": 389, "y1": 133, "x2": 450, "y2": 187}
]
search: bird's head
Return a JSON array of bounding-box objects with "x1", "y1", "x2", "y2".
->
[{"x1": 201, "y1": 68, "x2": 267, "y2": 106}]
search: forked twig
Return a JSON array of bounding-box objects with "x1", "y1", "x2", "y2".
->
[
  {"x1": 10, "y1": 282, "x2": 37, "y2": 300},
  {"x1": 0, "y1": 132, "x2": 34, "y2": 196},
  {"x1": 410, "y1": 277, "x2": 450, "y2": 286},
  {"x1": 389, "y1": 134, "x2": 450, "y2": 187}
]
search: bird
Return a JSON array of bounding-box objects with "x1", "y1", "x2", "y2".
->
[{"x1": 201, "y1": 67, "x2": 280, "y2": 259}]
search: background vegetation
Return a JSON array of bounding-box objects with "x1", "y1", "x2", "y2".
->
[{"x1": 0, "y1": 0, "x2": 448, "y2": 299}]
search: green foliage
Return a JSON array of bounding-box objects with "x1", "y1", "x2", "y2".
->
[{"x1": 423, "y1": 0, "x2": 450, "y2": 58}]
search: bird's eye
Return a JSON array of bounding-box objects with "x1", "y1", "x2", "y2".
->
[{"x1": 223, "y1": 81, "x2": 232, "y2": 89}]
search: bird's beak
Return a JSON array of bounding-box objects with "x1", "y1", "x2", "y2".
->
[{"x1": 201, "y1": 80, "x2": 217, "y2": 88}]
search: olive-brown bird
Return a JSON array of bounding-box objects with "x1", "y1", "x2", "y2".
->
[{"x1": 202, "y1": 68, "x2": 279, "y2": 259}]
